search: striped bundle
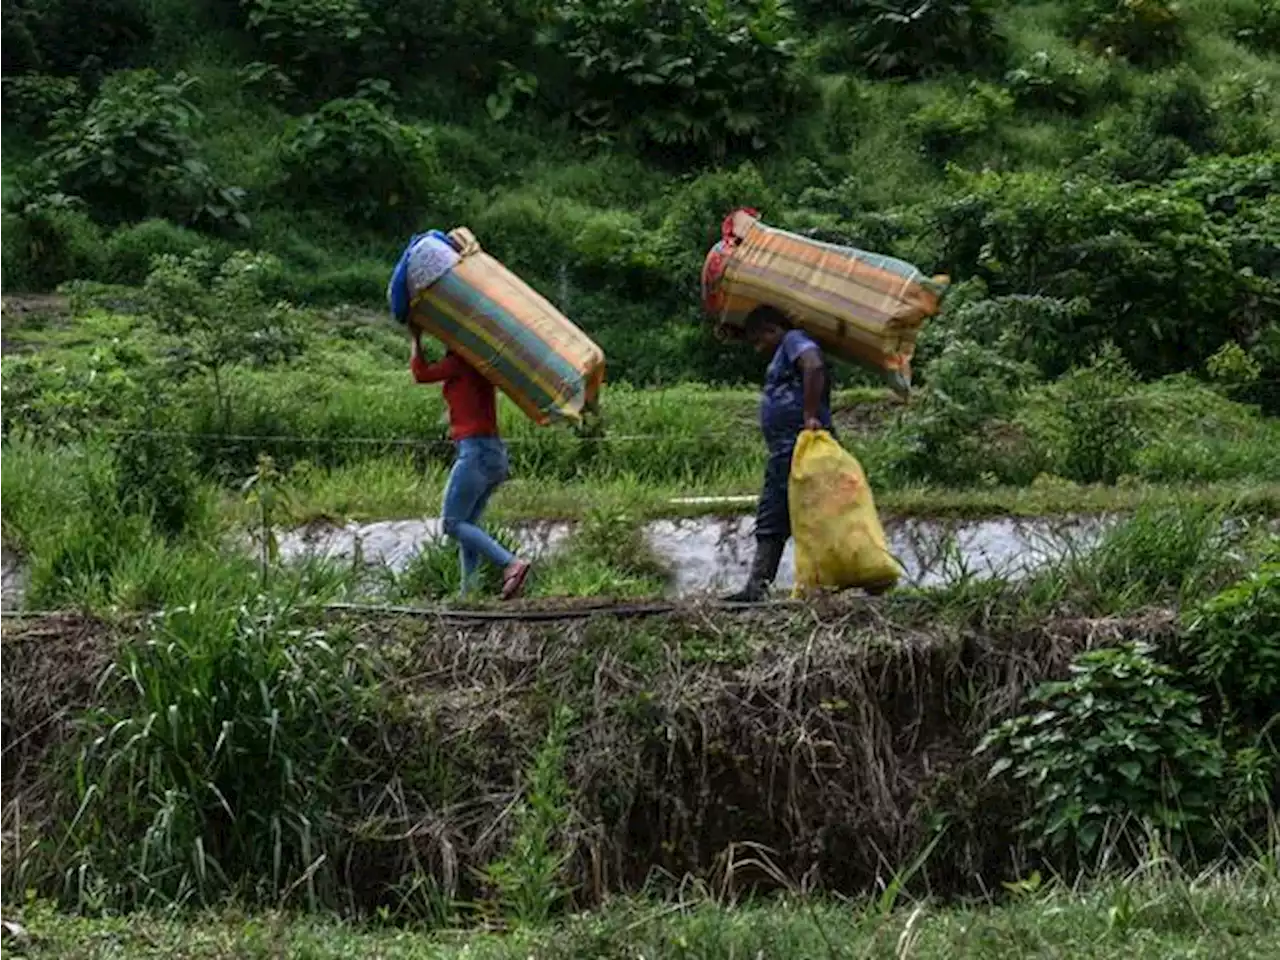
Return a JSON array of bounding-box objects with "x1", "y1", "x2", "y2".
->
[
  {"x1": 702, "y1": 209, "x2": 948, "y2": 395},
  {"x1": 409, "y1": 228, "x2": 606, "y2": 426}
]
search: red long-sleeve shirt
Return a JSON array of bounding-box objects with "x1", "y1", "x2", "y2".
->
[{"x1": 411, "y1": 351, "x2": 499, "y2": 441}]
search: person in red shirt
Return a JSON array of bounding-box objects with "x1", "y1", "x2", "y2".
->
[{"x1": 410, "y1": 331, "x2": 531, "y2": 599}]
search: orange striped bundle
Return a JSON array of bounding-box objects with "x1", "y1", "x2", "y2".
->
[
  {"x1": 409, "y1": 228, "x2": 606, "y2": 426},
  {"x1": 702, "y1": 210, "x2": 948, "y2": 395}
]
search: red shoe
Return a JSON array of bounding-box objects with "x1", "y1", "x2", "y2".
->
[{"x1": 501, "y1": 560, "x2": 531, "y2": 600}]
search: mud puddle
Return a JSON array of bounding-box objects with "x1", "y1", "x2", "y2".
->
[
  {"x1": 277, "y1": 514, "x2": 1111, "y2": 595},
  {"x1": 2, "y1": 546, "x2": 28, "y2": 611}
]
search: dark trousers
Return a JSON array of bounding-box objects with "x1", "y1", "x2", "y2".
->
[
  {"x1": 755, "y1": 444, "x2": 794, "y2": 541},
  {"x1": 755, "y1": 426, "x2": 837, "y2": 541}
]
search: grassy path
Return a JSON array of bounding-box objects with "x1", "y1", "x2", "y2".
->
[{"x1": 12, "y1": 874, "x2": 1280, "y2": 959}]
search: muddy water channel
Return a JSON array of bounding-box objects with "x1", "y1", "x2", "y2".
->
[
  {"x1": 277, "y1": 514, "x2": 1112, "y2": 596},
  {"x1": 2, "y1": 547, "x2": 26, "y2": 611}
]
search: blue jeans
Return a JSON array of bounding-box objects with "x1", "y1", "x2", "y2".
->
[{"x1": 442, "y1": 437, "x2": 514, "y2": 592}]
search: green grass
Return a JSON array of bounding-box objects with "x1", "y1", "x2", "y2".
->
[{"x1": 14, "y1": 866, "x2": 1280, "y2": 958}]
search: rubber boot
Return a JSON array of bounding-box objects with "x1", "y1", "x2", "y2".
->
[{"x1": 725, "y1": 537, "x2": 786, "y2": 602}]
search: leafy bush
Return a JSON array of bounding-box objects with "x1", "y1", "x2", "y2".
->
[
  {"x1": 275, "y1": 97, "x2": 437, "y2": 230},
  {"x1": 1053, "y1": 344, "x2": 1144, "y2": 485},
  {"x1": 853, "y1": 0, "x2": 1004, "y2": 79},
  {"x1": 1245, "y1": 320, "x2": 1280, "y2": 413},
  {"x1": 1082, "y1": 69, "x2": 1217, "y2": 183},
  {"x1": 1003, "y1": 50, "x2": 1106, "y2": 114},
  {"x1": 365, "y1": 0, "x2": 546, "y2": 89},
  {"x1": 1205, "y1": 340, "x2": 1263, "y2": 391},
  {"x1": 980, "y1": 643, "x2": 1226, "y2": 857},
  {"x1": 889, "y1": 338, "x2": 1041, "y2": 486},
  {"x1": 32, "y1": 70, "x2": 247, "y2": 228},
  {"x1": 540, "y1": 0, "x2": 800, "y2": 158},
  {"x1": 654, "y1": 162, "x2": 779, "y2": 286},
  {"x1": 103, "y1": 219, "x2": 213, "y2": 286},
  {"x1": 935, "y1": 167, "x2": 1267, "y2": 376},
  {"x1": 234, "y1": 59, "x2": 297, "y2": 103},
  {"x1": 1070, "y1": 0, "x2": 1186, "y2": 66},
  {"x1": 1208, "y1": 71, "x2": 1277, "y2": 156},
  {"x1": 0, "y1": 72, "x2": 81, "y2": 132},
  {"x1": 926, "y1": 293, "x2": 1093, "y2": 375},
  {"x1": 111, "y1": 411, "x2": 203, "y2": 541},
  {"x1": 1232, "y1": 0, "x2": 1280, "y2": 52},
  {"x1": 910, "y1": 82, "x2": 1012, "y2": 162},
  {"x1": 2, "y1": 0, "x2": 42, "y2": 74},
  {"x1": 142, "y1": 250, "x2": 307, "y2": 436},
  {"x1": 571, "y1": 209, "x2": 665, "y2": 292},
  {"x1": 0, "y1": 194, "x2": 104, "y2": 291},
  {"x1": 4, "y1": 0, "x2": 154, "y2": 76},
  {"x1": 0, "y1": 339, "x2": 149, "y2": 443},
  {"x1": 241, "y1": 0, "x2": 381, "y2": 99},
  {"x1": 1170, "y1": 151, "x2": 1279, "y2": 214},
  {"x1": 1181, "y1": 562, "x2": 1280, "y2": 725}
]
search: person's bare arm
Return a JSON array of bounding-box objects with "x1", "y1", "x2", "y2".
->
[
  {"x1": 410, "y1": 341, "x2": 461, "y2": 383},
  {"x1": 798, "y1": 350, "x2": 826, "y2": 431}
]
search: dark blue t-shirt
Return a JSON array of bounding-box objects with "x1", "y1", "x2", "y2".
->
[{"x1": 760, "y1": 329, "x2": 832, "y2": 451}]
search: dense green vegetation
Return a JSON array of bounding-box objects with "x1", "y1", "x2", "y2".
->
[
  {"x1": 3, "y1": 0, "x2": 1278, "y2": 385},
  {"x1": 3, "y1": 0, "x2": 1279, "y2": 954}
]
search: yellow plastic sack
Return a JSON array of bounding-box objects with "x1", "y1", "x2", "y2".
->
[{"x1": 789, "y1": 430, "x2": 902, "y2": 597}]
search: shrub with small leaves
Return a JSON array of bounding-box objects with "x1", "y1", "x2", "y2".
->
[
  {"x1": 935, "y1": 167, "x2": 1258, "y2": 376},
  {"x1": 32, "y1": 70, "x2": 247, "y2": 229},
  {"x1": 366, "y1": 0, "x2": 547, "y2": 91},
  {"x1": 890, "y1": 338, "x2": 1041, "y2": 486},
  {"x1": 909, "y1": 82, "x2": 1012, "y2": 162},
  {"x1": 1245, "y1": 320, "x2": 1280, "y2": 413},
  {"x1": 1205, "y1": 340, "x2": 1262, "y2": 392},
  {"x1": 234, "y1": 60, "x2": 297, "y2": 103},
  {"x1": 143, "y1": 249, "x2": 307, "y2": 433},
  {"x1": 1181, "y1": 561, "x2": 1280, "y2": 726},
  {"x1": 1082, "y1": 69, "x2": 1217, "y2": 184},
  {"x1": 276, "y1": 97, "x2": 437, "y2": 230},
  {"x1": 0, "y1": 193, "x2": 105, "y2": 291},
  {"x1": 1208, "y1": 72, "x2": 1276, "y2": 156},
  {"x1": 979, "y1": 642, "x2": 1226, "y2": 857},
  {"x1": 923, "y1": 293, "x2": 1092, "y2": 376},
  {"x1": 1053, "y1": 344, "x2": 1144, "y2": 486},
  {"x1": 111, "y1": 409, "x2": 202, "y2": 541},
  {"x1": 1070, "y1": 0, "x2": 1185, "y2": 66},
  {"x1": 1232, "y1": 0, "x2": 1280, "y2": 53}
]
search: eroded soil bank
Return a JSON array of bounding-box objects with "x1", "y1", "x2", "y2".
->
[{"x1": 1, "y1": 598, "x2": 1173, "y2": 906}]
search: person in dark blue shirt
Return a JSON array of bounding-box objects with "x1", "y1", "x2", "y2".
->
[{"x1": 727, "y1": 305, "x2": 833, "y2": 602}]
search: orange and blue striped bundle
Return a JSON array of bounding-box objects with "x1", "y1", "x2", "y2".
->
[
  {"x1": 409, "y1": 228, "x2": 606, "y2": 427},
  {"x1": 702, "y1": 209, "x2": 948, "y2": 395}
]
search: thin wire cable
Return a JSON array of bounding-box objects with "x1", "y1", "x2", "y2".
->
[{"x1": 33, "y1": 378, "x2": 1280, "y2": 452}]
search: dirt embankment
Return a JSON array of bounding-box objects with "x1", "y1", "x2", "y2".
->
[{"x1": 1, "y1": 600, "x2": 1177, "y2": 904}]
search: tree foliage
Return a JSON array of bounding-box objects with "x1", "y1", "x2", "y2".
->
[
  {"x1": 30, "y1": 71, "x2": 247, "y2": 229},
  {"x1": 540, "y1": 0, "x2": 801, "y2": 158}
]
